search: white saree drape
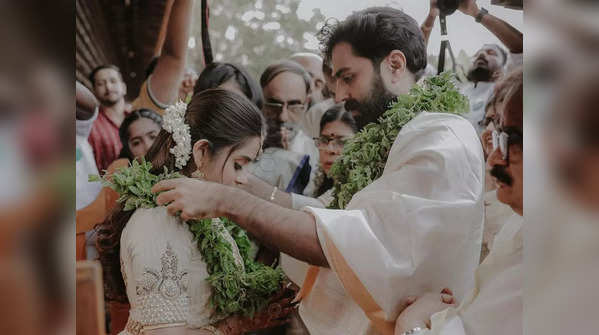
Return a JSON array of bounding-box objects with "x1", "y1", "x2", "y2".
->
[{"x1": 298, "y1": 112, "x2": 485, "y2": 335}]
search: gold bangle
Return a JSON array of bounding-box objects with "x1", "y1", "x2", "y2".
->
[{"x1": 269, "y1": 186, "x2": 278, "y2": 202}]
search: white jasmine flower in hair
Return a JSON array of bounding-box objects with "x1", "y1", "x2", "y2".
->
[{"x1": 163, "y1": 100, "x2": 192, "y2": 169}]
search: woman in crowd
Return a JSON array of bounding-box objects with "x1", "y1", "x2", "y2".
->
[
  {"x1": 240, "y1": 104, "x2": 357, "y2": 210},
  {"x1": 97, "y1": 89, "x2": 291, "y2": 335}
]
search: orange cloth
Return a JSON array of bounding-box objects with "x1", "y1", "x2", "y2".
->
[
  {"x1": 295, "y1": 232, "x2": 395, "y2": 335},
  {"x1": 76, "y1": 233, "x2": 86, "y2": 261},
  {"x1": 76, "y1": 159, "x2": 130, "y2": 261},
  {"x1": 292, "y1": 266, "x2": 319, "y2": 303}
]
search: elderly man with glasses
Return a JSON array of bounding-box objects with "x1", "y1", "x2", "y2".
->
[{"x1": 247, "y1": 60, "x2": 321, "y2": 198}]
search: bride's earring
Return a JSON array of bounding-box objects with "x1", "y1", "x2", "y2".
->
[{"x1": 191, "y1": 169, "x2": 205, "y2": 180}]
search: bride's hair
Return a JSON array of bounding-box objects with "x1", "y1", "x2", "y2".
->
[{"x1": 97, "y1": 88, "x2": 265, "y2": 303}]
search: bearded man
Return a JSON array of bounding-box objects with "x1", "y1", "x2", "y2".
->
[{"x1": 153, "y1": 7, "x2": 485, "y2": 335}]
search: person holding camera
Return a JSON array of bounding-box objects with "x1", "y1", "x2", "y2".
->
[{"x1": 423, "y1": 0, "x2": 523, "y2": 134}]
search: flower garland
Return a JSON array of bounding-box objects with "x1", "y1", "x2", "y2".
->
[
  {"x1": 90, "y1": 159, "x2": 284, "y2": 318},
  {"x1": 163, "y1": 101, "x2": 192, "y2": 169},
  {"x1": 328, "y1": 73, "x2": 469, "y2": 209}
]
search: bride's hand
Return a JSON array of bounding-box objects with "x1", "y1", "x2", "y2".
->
[{"x1": 152, "y1": 177, "x2": 227, "y2": 221}]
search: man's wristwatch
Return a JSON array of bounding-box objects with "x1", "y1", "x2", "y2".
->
[{"x1": 475, "y1": 7, "x2": 488, "y2": 23}]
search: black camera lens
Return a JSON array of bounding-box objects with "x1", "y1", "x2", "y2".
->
[{"x1": 437, "y1": 0, "x2": 462, "y2": 16}]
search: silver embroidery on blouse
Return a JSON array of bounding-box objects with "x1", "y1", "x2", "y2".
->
[
  {"x1": 131, "y1": 243, "x2": 191, "y2": 327},
  {"x1": 136, "y1": 243, "x2": 188, "y2": 299}
]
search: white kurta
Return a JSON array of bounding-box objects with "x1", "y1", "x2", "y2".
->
[
  {"x1": 482, "y1": 190, "x2": 513, "y2": 254},
  {"x1": 249, "y1": 146, "x2": 317, "y2": 196},
  {"x1": 300, "y1": 112, "x2": 485, "y2": 334},
  {"x1": 426, "y1": 213, "x2": 522, "y2": 335}
]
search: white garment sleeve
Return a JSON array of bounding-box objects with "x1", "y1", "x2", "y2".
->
[
  {"x1": 291, "y1": 193, "x2": 326, "y2": 210},
  {"x1": 304, "y1": 113, "x2": 484, "y2": 321},
  {"x1": 76, "y1": 106, "x2": 98, "y2": 139}
]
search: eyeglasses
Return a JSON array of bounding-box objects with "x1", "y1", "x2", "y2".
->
[
  {"x1": 492, "y1": 129, "x2": 522, "y2": 161},
  {"x1": 480, "y1": 116, "x2": 496, "y2": 128},
  {"x1": 263, "y1": 101, "x2": 306, "y2": 116},
  {"x1": 314, "y1": 136, "x2": 349, "y2": 150}
]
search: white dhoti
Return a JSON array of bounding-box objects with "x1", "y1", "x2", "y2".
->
[{"x1": 297, "y1": 112, "x2": 485, "y2": 335}]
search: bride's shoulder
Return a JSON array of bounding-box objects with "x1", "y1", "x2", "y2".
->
[
  {"x1": 122, "y1": 206, "x2": 182, "y2": 237},
  {"x1": 128, "y1": 206, "x2": 172, "y2": 223}
]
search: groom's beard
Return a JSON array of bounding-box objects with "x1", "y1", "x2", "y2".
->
[
  {"x1": 344, "y1": 74, "x2": 397, "y2": 130},
  {"x1": 467, "y1": 66, "x2": 493, "y2": 83}
]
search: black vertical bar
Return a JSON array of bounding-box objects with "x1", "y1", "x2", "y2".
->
[{"x1": 201, "y1": 0, "x2": 213, "y2": 66}]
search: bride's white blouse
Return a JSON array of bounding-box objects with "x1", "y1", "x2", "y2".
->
[{"x1": 119, "y1": 207, "x2": 215, "y2": 334}]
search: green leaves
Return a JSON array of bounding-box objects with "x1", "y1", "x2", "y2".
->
[
  {"x1": 89, "y1": 159, "x2": 184, "y2": 211},
  {"x1": 89, "y1": 159, "x2": 284, "y2": 319},
  {"x1": 328, "y1": 73, "x2": 469, "y2": 209},
  {"x1": 188, "y1": 217, "x2": 284, "y2": 318}
]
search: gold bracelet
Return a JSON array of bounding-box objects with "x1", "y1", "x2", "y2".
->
[{"x1": 269, "y1": 186, "x2": 278, "y2": 202}]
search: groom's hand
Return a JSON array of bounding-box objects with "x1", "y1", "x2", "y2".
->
[{"x1": 152, "y1": 177, "x2": 227, "y2": 221}]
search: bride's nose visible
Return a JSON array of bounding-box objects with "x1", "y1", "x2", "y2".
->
[{"x1": 235, "y1": 171, "x2": 249, "y2": 185}]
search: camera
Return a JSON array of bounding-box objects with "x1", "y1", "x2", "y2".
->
[{"x1": 437, "y1": 0, "x2": 466, "y2": 16}]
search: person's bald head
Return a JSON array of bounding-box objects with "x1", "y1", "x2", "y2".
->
[{"x1": 290, "y1": 52, "x2": 325, "y2": 104}]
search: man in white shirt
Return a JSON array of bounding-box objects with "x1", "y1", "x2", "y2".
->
[
  {"x1": 394, "y1": 68, "x2": 523, "y2": 335},
  {"x1": 154, "y1": 7, "x2": 484, "y2": 335},
  {"x1": 250, "y1": 60, "x2": 321, "y2": 196}
]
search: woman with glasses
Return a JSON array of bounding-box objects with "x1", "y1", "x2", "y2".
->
[
  {"x1": 240, "y1": 104, "x2": 356, "y2": 210},
  {"x1": 310, "y1": 104, "x2": 358, "y2": 203}
]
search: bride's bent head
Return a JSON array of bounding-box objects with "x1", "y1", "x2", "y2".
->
[
  {"x1": 98, "y1": 89, "x2": 265, "y2": 304},
  {"x1": 146, "y1": 88, "x2": 265, "y2": 186}
]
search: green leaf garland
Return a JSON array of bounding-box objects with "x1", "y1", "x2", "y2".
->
[{"x1": 328, "y1": 73, "x2": 469, "y2": 209}]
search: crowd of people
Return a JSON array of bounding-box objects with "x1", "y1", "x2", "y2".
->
[{"x1": 75, "y1": 1, "x2": 524, "y2": 334}]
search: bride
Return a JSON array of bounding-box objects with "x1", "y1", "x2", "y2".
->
[{"x1": 97, "y1": 89, "x2": 292, "y2": 335}]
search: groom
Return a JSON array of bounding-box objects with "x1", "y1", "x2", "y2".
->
[{"x1": 153, "y1": 7, "x2": 484, "y2": 335}]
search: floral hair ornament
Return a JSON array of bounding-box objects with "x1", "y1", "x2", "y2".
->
[{"x1": 162, "y1": 100, "x2": 192, "y2": 169}]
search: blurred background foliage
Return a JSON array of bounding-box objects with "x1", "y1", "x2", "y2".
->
[{"x1": 189, "y1": 0, "x2": 326, "y2": 77}]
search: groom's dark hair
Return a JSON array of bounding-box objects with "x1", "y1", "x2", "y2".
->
[{"x1": 318, "y1": 7, "x2": 427, "y2": 74}]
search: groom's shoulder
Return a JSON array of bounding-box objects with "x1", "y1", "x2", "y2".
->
[
  {"x1": 400, "y1": 112, "x2": 475, "y2": 138},
  {"x1": 389, "y1": 112, "x2": 480, "y2": 155}
]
